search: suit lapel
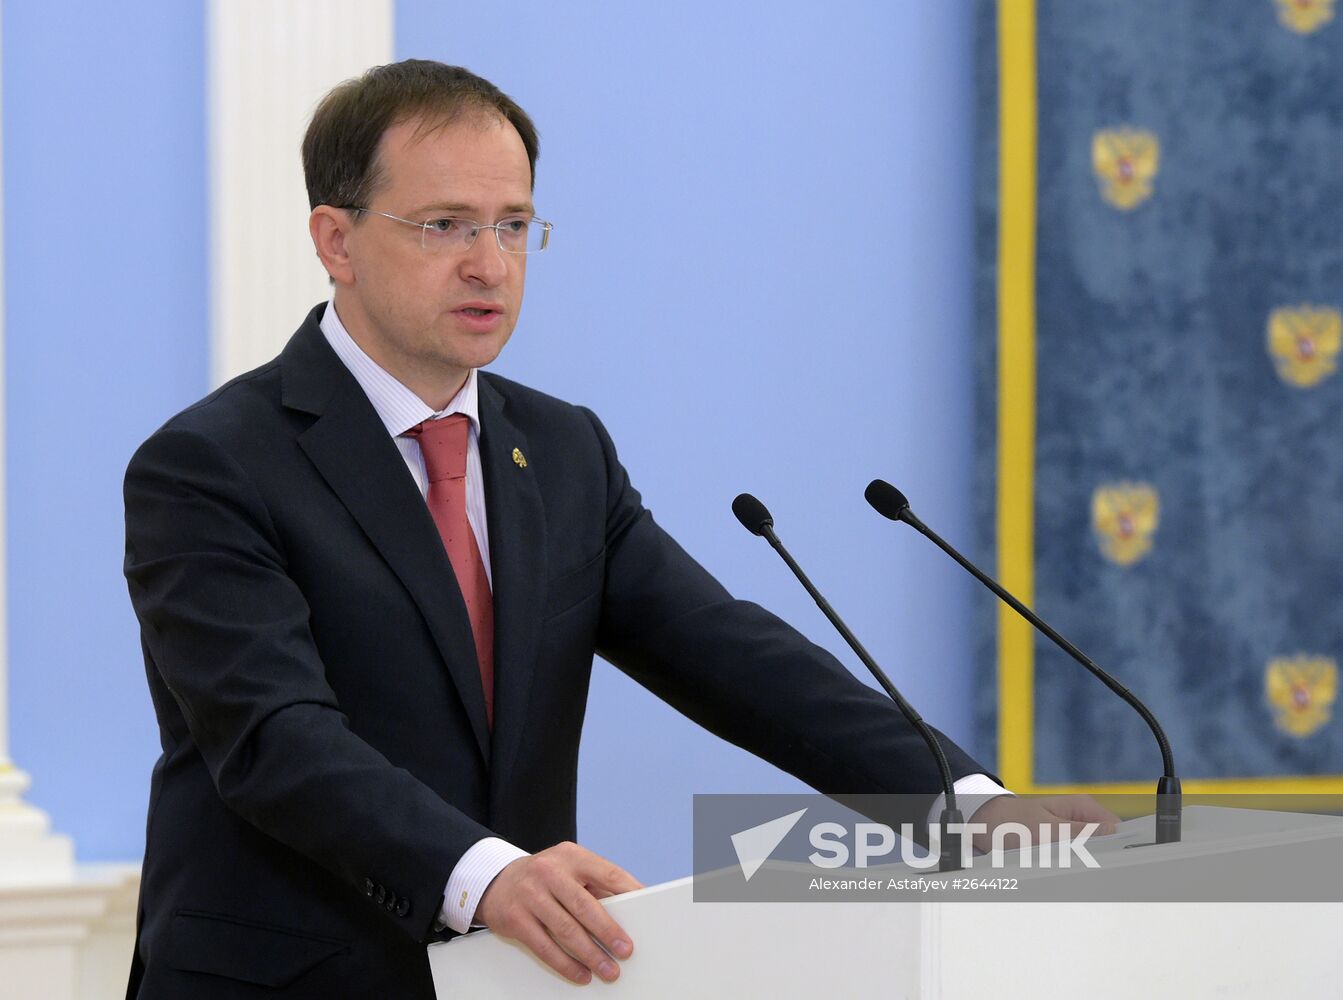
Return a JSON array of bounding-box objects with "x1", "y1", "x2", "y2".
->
[
  {"x1": 477, "y1": 376, "x2": 547, "y2": 810},
  {"x1": 280, "y1": 310, "x2": 492, "y2": 765}
]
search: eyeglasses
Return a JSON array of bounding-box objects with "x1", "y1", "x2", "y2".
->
[{"x1": 342, "y1": 207, "x2": 552, "y2": 254}]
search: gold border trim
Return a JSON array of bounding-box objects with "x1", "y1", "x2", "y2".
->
[{"x1": 996, "y1": 0, "x2": 1037, "y2": 789}]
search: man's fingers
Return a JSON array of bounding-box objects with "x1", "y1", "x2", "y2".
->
[
  {"x1": 974, "y1": 796, "x2": 1120, "y2": 848},
  {"x1": 1041, "y1": 794, "x2": 1121, "y2": 826},
  {"x1": 574, "y1": 852, "x2": 644, "y2": 896},
  {"x1": 535, "y1": 894, "x2": 624, "y2": 983},
  {"x1": 1023, "y1": 808, "x2": 1112, "y2": 841},
  {"x1": 1063, "y1": 818, "x2": 1114, "y2": 838},
  {"x1": 1038, "y1": 795, "x2": 1120, "y2": 837},
  {"x1": 513, "y1": 914, "x2": 594, "y2": 985},
  {"x1": 557, "y1": 878, "x2": 634, "y2": 961}
]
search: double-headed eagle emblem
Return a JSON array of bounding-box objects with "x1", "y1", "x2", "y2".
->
[
  {"x1": 1092, "y1": 128, "x2": 1160, "y2": 211},
  {"x1": 1092, "y1": 482, "x2": 1159, "y2": 567},
  {"x1": 1266, "y1": 655, "x2": 1338, "y2": 737},
  {"x1": 1267, "y1": 305, "x2": 1341, "y2": 387},
  {"x1": 1275, "y1": 0, "x2": 1336, "y2": 35}
]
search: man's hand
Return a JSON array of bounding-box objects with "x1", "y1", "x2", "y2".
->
[
  {"x1": 970, "y1": 794, "x2": 1120, "y2": 852},
  {"x1": 475, "y1": 842, "x2": 643, "y2": 985}
]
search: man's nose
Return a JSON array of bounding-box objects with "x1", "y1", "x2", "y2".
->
[{"x1": 458, "y1": 229, "x2": 509, "y2": 285}]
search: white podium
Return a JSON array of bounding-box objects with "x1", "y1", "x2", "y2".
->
[{"x1": 428, "y1": 806, "x2": 1343, "y2": 998}]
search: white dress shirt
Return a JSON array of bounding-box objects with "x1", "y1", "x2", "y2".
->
[{"x1": 320, "y1": 299, "x2": 1010, "y2": 934}]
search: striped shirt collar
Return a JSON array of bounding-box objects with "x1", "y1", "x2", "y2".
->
[{"x1": 319, "y1": 299, "x2": 480, "y2": 437}]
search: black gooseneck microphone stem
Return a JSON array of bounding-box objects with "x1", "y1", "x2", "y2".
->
[
  {"x1": 900, "y1": 508, "x2": 1177, "y2": 782},
  {"x1": 756, "y1": 521, "x2": 966, "y2": 871},
  {"x1": 872, "y1": 484, "x2": 1180, "y2": 844}
]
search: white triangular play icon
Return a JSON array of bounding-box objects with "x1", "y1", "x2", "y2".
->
[{"x1": 730, "y1": 808, "x2": 808, "y2": 881}]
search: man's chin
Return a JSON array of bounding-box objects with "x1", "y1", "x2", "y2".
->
[
  {"x1": 452, "y1": 328, "x2": 513, "y2": 368},
  {"x1": 438, "y1": 341, "x2": 510, "y2": 375}
]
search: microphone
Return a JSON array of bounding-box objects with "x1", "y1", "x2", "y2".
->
[
  {"x1": 731, "y1": 492, "x2": 966, "y2": 871},
  {"x1": 864, "y1": 479, "x2": 1182, "y2": 844}
]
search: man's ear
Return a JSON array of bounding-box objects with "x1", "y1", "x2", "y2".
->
[{"x1": 310, "y1": 206, "x2": 355, "y2": 285}]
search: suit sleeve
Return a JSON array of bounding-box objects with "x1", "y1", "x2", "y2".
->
[
  {"x1": 578, "y1": 407, "x2": 992, "y2": 812},
  {"x1": 124, "y1": 425, "x2": 494, "y2": 942}
]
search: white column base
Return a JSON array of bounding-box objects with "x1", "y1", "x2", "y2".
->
[
  {"x1": 0, "y1": 863, "x2": 140, "y2": 1000},
  {"x1": 0, "y1": 764, "x2": 75, "y2": 884}
]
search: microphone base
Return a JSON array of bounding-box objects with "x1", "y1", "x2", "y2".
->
[
  {"x1": 1155, "y1": 775, "x2": 1182, "y2": 844},
  {"x1": 937, "y1": 807, "x2": 965, "y2": 872}
]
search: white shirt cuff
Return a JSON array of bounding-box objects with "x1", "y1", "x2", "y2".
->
[
  {"x1": 925, "y1": 773, "x2": 1013, "y2": 828},
  {"x1": 439, "y1": 837, "x2": 530, "y2": 934}
]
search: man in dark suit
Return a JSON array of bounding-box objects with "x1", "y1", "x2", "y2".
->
[{"x1": 124, "y1": 61, "x2": 1111, "y2": 998}]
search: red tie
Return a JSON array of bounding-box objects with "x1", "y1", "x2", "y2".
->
[{"x1": 405, "y1": 414, "x2": 494, "y2": 726}]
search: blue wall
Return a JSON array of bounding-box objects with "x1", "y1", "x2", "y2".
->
[
  {"x1": 397, "y1": 0, "x2": 981, "y2": 884},
  {"x1": 5, "y1": 1, "x2": 979, "y2": 885},
  {"x1": 4, "y1": 1, "x2": 208, "y2": 859}
]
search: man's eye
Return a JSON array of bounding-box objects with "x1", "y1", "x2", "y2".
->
[
  {"x1": 428, "y1": 218, "x2": 465, "y2": 234},
  {"x1": 498, "y1": 218, "x2": 529, "y2": 234}
]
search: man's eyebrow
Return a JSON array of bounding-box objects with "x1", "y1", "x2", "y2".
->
[{"x1": 412, "y1": 202, "x2": 536, "y2": 217}]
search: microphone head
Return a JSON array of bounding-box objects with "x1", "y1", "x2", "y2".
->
[
  {"x1": 731, "y1": 493, "x2": 774, "y2": 536},
  {"x1": 865, "y1": 479, "x2": 912, "y2": 522}
]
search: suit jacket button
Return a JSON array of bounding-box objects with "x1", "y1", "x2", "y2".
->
[
  {"x1": 396, "y1": 898, "x2": 411, "y2": 918},
  {"x1": 375, "y1": 885, "x2": 387, "y2": 904},
  {"x1": 364, "y1": 878, "x2": 375, "y2": 897}
]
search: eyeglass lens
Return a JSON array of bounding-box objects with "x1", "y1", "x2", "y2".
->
[{"x1": 422, "y1": 218, "x2": 549, "y2": 253}]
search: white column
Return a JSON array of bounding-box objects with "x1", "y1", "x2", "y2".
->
[
  {"x1": 209, "y1": 0, "x2": 394, "y2": 385},
  {"x1": 0, "y1": 0, "x2": 75, "y2": 885}
]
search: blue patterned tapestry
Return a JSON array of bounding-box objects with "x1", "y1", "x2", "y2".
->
[{"x1": 975, "y1": 0, "x2": 1343, "y2": 790}]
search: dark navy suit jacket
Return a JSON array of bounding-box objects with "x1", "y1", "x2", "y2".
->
[{"x1": 122, "y1": 304, "x2": 986, "y2": 997}]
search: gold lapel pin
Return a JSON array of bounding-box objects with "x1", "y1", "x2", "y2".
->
[{"x1": 512, "y1": 447, "x2": 528, "y2": 468}]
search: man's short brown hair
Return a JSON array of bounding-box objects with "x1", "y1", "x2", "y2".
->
[{"x1": 302, "y1": 60, "x2": 540, "y2": 212}]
